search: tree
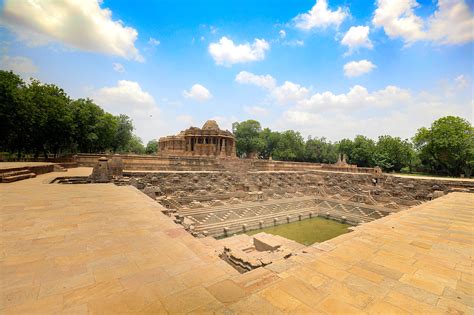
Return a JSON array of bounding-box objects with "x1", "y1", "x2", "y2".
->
[
  {"x1": 0, "y1": 71, "x2": 31, "y2": 158},
  {"x1": 413, "y1": 116, "x2": 474, "y2": 176},
  {"x1": 374, "y1": 135, "x2": 416, "y2": 172},
  {"x1": 25, "y1": 80, "x2": 72, "y2": 158},
  {"x1": 305, "y1": 137, "x2": 338, "y2": 163},
  {"x1": 70, "y1": 99, "x2": 106, "y2": 153},
  {"x1": 336, "y1": 139, "x2": 353, "y2": 158},
  {"x1": 259, "y1": 128, "x2": 281, "y2": 159},
  {"x1": 145, "y1": 139, "x2": 159, "y2": 154},
  {"x1": 349, "y1": 135, "x2": 376, "y2": 167},
  {"x1": 272, "y1": 130, "x2": 305, "y2": 161},
  {"x1": 0, "y1": 70, "x2": 142, "y2": 158},
  {"x1": 126, "y1": 135, "x2": 146, "y2": 154},
  {"x1": 113, "y1": 115, "x2": 134, "y2": 152},
  {"x1": 232, "y1": 120, "x2": 265, "y2": 157}
]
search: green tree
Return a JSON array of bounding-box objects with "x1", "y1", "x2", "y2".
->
[
  {"x1": 113, "y1": 115, "x2": 134, "y2": 152},
  {"x1": 145, "y1": 139, "x2": 159, "y2": 154},
  {"x1": 349, "y1": 135, "x2": 376, "y2": 167},
  {"x1": 70, "y1": 99, "x2": 106, "y2": 153},
  {"x1": 272, "y1": 130, "x2": 305, "y2": 161},
  {"x1": 0, "y1": 71, "x2": 32, "y2": 158},
  {"x1": 232, "y1": 120, "x2": 265, "y2": 157},
  {"x1": 305, "y1": 137, "x2": 338, "y2": 163},
  {"x1": 25, "y1": 80, "x2": 72, "y2": 158},
  {"x1": 125, "y1": 135, "x2": 146, "y2": 154},
  {"x1": 0, "y1": 70, "x2": 141, "y2": 158},
  {"x1": 374, "y1": 135, "x2": 416, "y2": 172},
  {"x1": 336, "y1": 138, "x2": 353, "y2": 158},
  {"x1": 413, "y1": 116, "x2": 474, "y2": 176},
  {"x1": 259, "y1": 128, "x2": 281, "y2": 159}
]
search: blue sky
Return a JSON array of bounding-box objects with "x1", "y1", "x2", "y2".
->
[{"x1": 1, "y1": 0, "x2": 473, "y2": 143}]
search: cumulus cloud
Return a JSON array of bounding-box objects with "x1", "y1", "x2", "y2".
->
[
  {"x1": 92, "y1": 80, "x2": 160, "y2": 142},
  {"x1": 1, "y1": 55, "x2": 38, "y2": 75},
  {"x1": 293, "y1": 0, "x2": 348, "y2": 30},
  {"x1": 183, "y1": 84, "x2": 212, "y2": 101},
  {"x1": 113, "y1": 63, "x2": 125, "y2": 73},
  {"x1": 235, "y1": 71, "x2": 276, "y2": 90},
  {"x1": 373, "y1": 0, "x2": 474, "y2": 45},
  {"x1": 298, "y1": 85, "x2": 411, "y2": 111},
  {"x1": 341, "y1": 26, "x2": 373, "y2": 54},
  {"x1": 279, "y1": 75, "x2": 471, "y2": 140},
  {"x1": 343, "y1": 60, "x2": 376, "y2": 77},
  {"x1": 272, "y1": 81, "x2": 310, "y2": 105},
  {"x1": 244, "y1": 106, "x2": 270, "y2": 116},
  {"x1": 1, "y1": 0, "x2": 143, "y2": 61},
  {"x1": 208, "y1": 37, "x2": 270, "y2": 66},
  {"x1": 279, "y1": 30, "x2": 286, "y2": 39},
  {"x1": 235, "y1": 71, "x2": 308, "y2": 105}
]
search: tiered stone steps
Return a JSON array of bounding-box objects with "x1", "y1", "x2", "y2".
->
[
  {"x1": 0, "y1": 169, "x2": 36, "y2": 183},
  {"x1": 177, "y1": 196, "x2": 392, "y2": 237}
]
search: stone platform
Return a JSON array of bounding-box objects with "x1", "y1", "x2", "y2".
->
[{"x1": 1, "y1": 168, "x2": 473, "y2": 314}]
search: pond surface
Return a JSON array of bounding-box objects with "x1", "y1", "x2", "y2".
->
[{"x1": 246, "y1": 217, "x2": 352, "y2": 246}]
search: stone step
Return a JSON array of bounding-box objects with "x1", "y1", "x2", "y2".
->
[
  {"x1": 0, "y1": 169, "x2": 32, "y2": 177},
  {"x1": 0, "y1": 172, "x2": 36, "y2": 183}
]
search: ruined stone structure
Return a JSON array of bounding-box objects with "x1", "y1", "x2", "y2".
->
[
  {"x1": 124, "y1": 169, "x2": 474, "y2": 239},
  {"x1": 89, "y1": 157, "x2": 112, "y2": 183},
  {"x1": 158, "y1": 120, "x2": 237, "y2": 158}
]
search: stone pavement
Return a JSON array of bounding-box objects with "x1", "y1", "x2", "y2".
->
[{"x1": 1, "y1": 168, "x2": 473, "y2": 314}]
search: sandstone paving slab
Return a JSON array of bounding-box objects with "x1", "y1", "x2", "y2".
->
[{"x1": 0, "y1": 169, "x2": 473, "y2": 314}]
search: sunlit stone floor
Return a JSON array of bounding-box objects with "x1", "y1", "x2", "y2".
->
[{"x1": 1, "y1": 167, "x2": 472, "y2": 314}]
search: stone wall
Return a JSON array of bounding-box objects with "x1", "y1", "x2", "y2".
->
[
  {"x1": 75, "y1": 153, "x2": 224, "y2": 171},
  {"x1": 126, "y1": 169, "x2": 474, "y2": 211},
  {"x1": 75, "y1": 153, "x2": 379, "y2": 174}
]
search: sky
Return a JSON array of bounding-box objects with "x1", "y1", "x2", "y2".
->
[{"x1": 0, "y1": 0, "x2": 473, "y2": 143}]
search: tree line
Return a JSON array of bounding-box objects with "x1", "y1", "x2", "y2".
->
[
  {"x1": 0, "y1": 70, "x2": 158, "y2": 158},
  {"x1": 232, "y1": 116, "x2": 473, "y2": 177}
]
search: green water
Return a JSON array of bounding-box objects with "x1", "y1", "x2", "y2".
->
[{"x1": 246, "y1": 217, "x2": 351, "y2": 246}]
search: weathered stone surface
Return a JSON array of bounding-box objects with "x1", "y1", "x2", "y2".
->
[
  {"x1": 1, "y1": 168, "x2": 473, "y2": 313},
  {"x1": 89, "y1": 157, "x2": 112, "y2": 183}
]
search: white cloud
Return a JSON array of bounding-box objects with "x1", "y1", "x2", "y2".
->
[
  {"x1": 1, "y1": 55, "x2": 38, "y2": 75},
  {"x1": 373, "y1": 0, "x2": 474, "y2": 45},
  {"x1": 341, "y1": 26, "x2": 373, "y2": 54},
  {"x1": 244, "y1": 106, "x2": 270, "y2": 116},
  {"x1": 113, "y1": 63, "x2": 125, "y2": 73},
  {"x1": 293, "y1": 0, "x2": 348, "y2": 30},
  {"x1": 92, "y1": 80, "x2": 160, "y2": 142},
  {"x1": 208, "y1": 37, "x2": 270, "y2": 66},
  {"x1": 298, "y1": 85, "x2": 411, "y2": 111},
  {"x1": 1, "y1": 0, "x2": 143, "y2": 61},
  {"x1": 279, "y1": 77, "x2": 471, "y2": 140},
  {"x1": 279, "y1": 30, "x2": 286, "y2": 38},
  {"x1": 148, "y1": 37, "x2": 160, "y2": 46},
  {"x1": 183, "y1": 84, "x2": 212, "y2": 101},
  {"x1": 428, "y1": 0, "x2": 474, "y2": 44},
  {"x1": 282, "y1": 40, "x2": 305, "y2": 47},
  {"x1": 235, "y1": 71, "x2": 276, "y2": 90},
  {"x1": 344, "y1": 60, "x2": 376, "y2": 77},
  {"x1": 272, "y1": 81, "x2": 310, "y2": 105},
  {"x1": 235, "y1": 71, "x2": 308, "y2": 105}
]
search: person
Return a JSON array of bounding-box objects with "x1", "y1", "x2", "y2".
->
[{"x1": 371, "y1": 178, "x2": 378, "y2": 186}]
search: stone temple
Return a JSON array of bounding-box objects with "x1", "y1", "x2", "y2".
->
[{"x1": 158, "y1": 120, "x2": 237, "y2": 158}]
